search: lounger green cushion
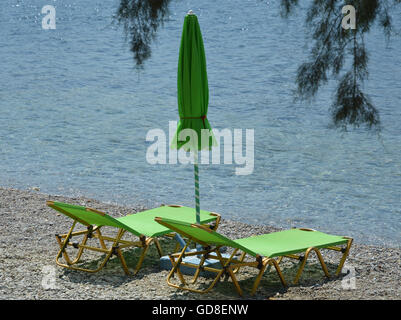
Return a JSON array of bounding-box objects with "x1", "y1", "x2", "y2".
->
[
  {"x1": 117, "y1": 206, "x2": 217, "y2": 237},
  {"x1": 49, "y1": 201, "x2": 129, "y2": 230},
  {"x1": 155, "y1": 217, "x2": 348, "y2": 258},
  {"x1": 234, "y1": 229, "x2": 348, "y2": 258},
  {"x1": 48, "y1": 201, "x2": 217, "y2": 238}
]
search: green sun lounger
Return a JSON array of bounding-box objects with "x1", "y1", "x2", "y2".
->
[
  {"x1": 155, "y1": 217, "x2": 353, "y2": 296},
  {"x1": 46, "y1": 201, "x2": 220, "y2": 275}
]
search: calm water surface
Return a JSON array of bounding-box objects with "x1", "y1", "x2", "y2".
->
[{"x1": 1, "y1": 0, "x2": 400, "y2": 247}]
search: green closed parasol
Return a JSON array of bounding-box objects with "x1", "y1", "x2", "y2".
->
[{"x1": 171, "y1": 10, "x2": 216, "y2": 224}]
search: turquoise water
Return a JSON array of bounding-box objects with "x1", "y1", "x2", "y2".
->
[{"x1": 1, "y1": 0, "x2": 400, "y2": 247}]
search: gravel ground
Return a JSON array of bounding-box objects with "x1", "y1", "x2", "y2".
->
[{"x1": 0, "y1": 187, "x2": 400, "y2": 300}]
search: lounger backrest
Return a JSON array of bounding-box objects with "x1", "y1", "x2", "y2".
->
[
  {"x1": 47, "y1": 201, "x2": 142, "y2": 236},
  {"x1": 155, "y1": 217, "x2": 253, "y2": 255}
]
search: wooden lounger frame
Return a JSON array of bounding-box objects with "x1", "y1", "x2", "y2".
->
[
  {"x1": 155, "y1": 221, "x2": 353, "y2": 296},
  {"x1": 48, "y1": 201, "x2": 221, "y2": 276}
]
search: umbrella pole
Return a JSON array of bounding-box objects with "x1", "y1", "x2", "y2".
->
[
  {"x1": 194, "y1": 151, "x2": 202, "y2": 254},
  {"x1": 194, "y1": 151, "x2": 200, "y2": 224}
]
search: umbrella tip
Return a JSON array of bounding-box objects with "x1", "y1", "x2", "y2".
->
[{"x1": 187, "y1": 9, "x2": 195, "y2": 15}]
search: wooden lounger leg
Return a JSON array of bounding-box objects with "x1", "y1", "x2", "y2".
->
[
  {"x1": 82, "y1": 228, "x2": 128, "y2": 274},
  {"x1": 112, "y1": 229, "x2": 130, "y2": 275},
  {"x1": 293, "y1": 247, "x2": 329, "y2": 284},
  {"x1": 314, "y1": 248, "x2": 330, "y2": 278},
  {"x1": 55, "y1": 225, "x2": 101, "y2": 265},
  {"x1": 70, "y1": 226, "x2": 101, "y2": 265},
  {"x1": 215, "y1": 249, "x2": 244, "y2": 296},
  {"x1": 154, "y1": 238, "x2": 163, "y2": 257},
  {"x1": 133, "y1": 237, "x2": 152, "y2": 275},
  {"x1": 192, "y1": 254, "x2": 207, "y2": 284},
  {"x1": 56, "y1": 235, "x2": 73, "y2": 265},
  {"x1": 227, "y1": 267, "x2": 243, "y2": 296},
  {"x1": 251, "y1": 258, "x2": 287, "y2": 296},
  {"x1": 55, "y1": 226, "x2": 134, "y2": 275},
  {"x1": 116, "y1": 247, "x2": 130, "y2": 275},
  {"x1": 232, "y1": 252, "x2": 246, "y2": 274},
  {"x1": 192, "y1": 247, "x2": 237, "y2": 285},
  {"x1": 56, "y1": 225, "x2": 107, "y2": 266},
  {"x1": 271, "y1": 258, "x2": 287, "y2": 287},
  {"x1": 167, "y1": 243, "x2": 190, "y2": 287},
  {"x1": 168, "y1": 254, "x2": 187, "y2": 285},
  {"x1": 166, "y1": 246, "x2": 230, "y2": 294},
  {"x1": 335, "y1": 237, "x2": 353, "y2": 276},
  {"x1": 55, "y1": 221, "x2": 77, "y2": 266},
  {"x1": 294, "y1": 248, "x2": 312, "y2": 284},
  {"x1": 69, "y1": 233, "x2": 90, "y2": 265},
  {"x1": 95, "y1": 228, "x2": 107, "y2": 250},
  {"x1": 251, "y1": 260, "x2": 268, "y2": 296}
]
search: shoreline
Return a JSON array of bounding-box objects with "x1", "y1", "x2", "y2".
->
[{"x1": 0, "y1": 186, "x2": 400, "y2": 299}]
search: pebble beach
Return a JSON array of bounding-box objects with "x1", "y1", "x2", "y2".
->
[{"x1": 1, "y1": 186, "x2": 400, "y2": 300}]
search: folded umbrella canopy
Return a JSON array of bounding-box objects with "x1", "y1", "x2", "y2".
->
[{"x1": 171, "y1": 11, "x2": 216, "y2": 223}]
